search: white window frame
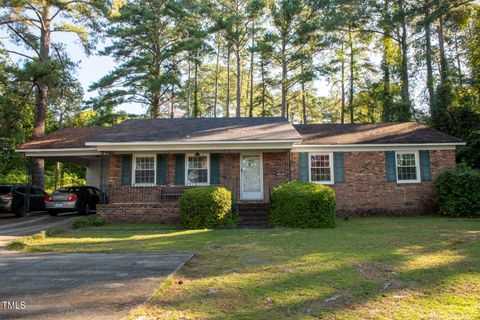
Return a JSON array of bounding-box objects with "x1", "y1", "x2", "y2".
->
[
  {"x1": 395, "y1": 151, "x2": 421, "y2": 184},
  {"x1": 185, "y1": 153, "x2": 210, "y2": 186},
  {"x1": 308, "y1": 152, "x2": 334, "y2": 185},
  {"x1": 132, "y1": 154, "x2": 157, "y2": 186}
]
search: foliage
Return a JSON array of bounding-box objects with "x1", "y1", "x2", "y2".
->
[
  {"x1": 436, "y1": 165, "x2": 480, "y2": 217},
  {"x1": 270, "y1": 181, "x2": 336, "y2": 228},
  {"x1": 179, "y1": 186, "x2": 237, "y2": 229},
  {"x1": 72, "y1": 216, "x2": 106, "y2": 229}
]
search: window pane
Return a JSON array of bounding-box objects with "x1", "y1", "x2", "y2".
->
[
  {"x1": 187, "y1": 155, "x2": 208, "y2": 185},
  {"x1": 396, "y1": 153, "x2": 418, "y2": 181},
  {"x1": 310, "y1": 154, "x2": 332, "y2": 182},
  {"x1": 134, "y1": 157, "x2": 155, "y2": 184}
]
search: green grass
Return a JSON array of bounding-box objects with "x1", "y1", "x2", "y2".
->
[{"x1": 10, "y1": 217, "x2": 480, "y2": 320}]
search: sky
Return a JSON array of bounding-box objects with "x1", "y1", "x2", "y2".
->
[{"x1": 8, "y1": 31, "x2": 332, "y2": 117}]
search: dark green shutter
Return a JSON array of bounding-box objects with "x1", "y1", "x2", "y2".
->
[
  {"x1": 298, "y1": 152, "x2": 309, "y2": 182},
  {"x1": 385, "y1": 151, "x2": 397, "y2": 182},
  {"x1": 174, "y1": 154, "x2": 185, "y2": 185},
  {"x1": 210, "y1": 153, "x2": 220, "y2": 185},
  {"x1": 121, "y1": 154, "x2": 132, "y2": 185},
  {"x1": 420, "y1": 150, "x2": 432, "y2": 181},
  {"x1": 334, "y1": 152, "x2": 345, "y2": 183},
  {"x1": 156, "y1": 154, "x2": 167, "y2": 185}
]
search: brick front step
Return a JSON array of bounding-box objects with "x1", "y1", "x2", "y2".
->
[{"x1": 237, "y1": 203, "x2": 271, "y2": 228}]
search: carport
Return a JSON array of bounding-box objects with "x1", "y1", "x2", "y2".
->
[{"x1": 15, "y1": 127, "x2": 110, "y2": 212}]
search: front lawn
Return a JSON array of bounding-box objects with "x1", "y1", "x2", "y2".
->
[{"x1": 10, "y1": 217, "x2": 480, "y2": 319}]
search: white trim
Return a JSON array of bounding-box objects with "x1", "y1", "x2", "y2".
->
[
  {"x1": 185, "y1": 153, "x2": 210, "y2": 186},
  {"x1": 91, "y1": 142, "x2": 296, "y2": 152},
  {"x1": 308, "y1": 152, "x2": 335, "y2": 185},
  {"x1": 293, "y1": 143, "x2": 464, "y2": 152},
  {"x1": 16, "y1": 148, "x2": 100, "y2": 157},
  {"x1": 240, "y1": 153, "x2": 264, "y2": 200},
  {"x1": 132, "y1": 154, "x2": 157, "y2": 187},
  {"x1": 395, "y1": 151, "x2": 421, "y2": 184},
  {"x1": 86, "y1": 139, "x2": 301, "y2": 146}
]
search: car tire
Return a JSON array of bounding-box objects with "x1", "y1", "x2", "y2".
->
[
  {"x1": 81, "y1": 203, "x2": 90, "y2": 215},
  {"x1": 15, "y1": 205, "x2": 25, "y2": 218},
  {"x1": 48, "y1": 210, "x2": 58, "y2": 216}
]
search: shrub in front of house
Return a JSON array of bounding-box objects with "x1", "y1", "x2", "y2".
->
[
  {"x1": 436, "y1": 165, "x2": 480, "y2": 217},
  {"x1": 180, "y1": 186, "x2": 237, "y2": 229},
  {"x1": 270, "y1": 181, "x2": 336, "y2": 228}
]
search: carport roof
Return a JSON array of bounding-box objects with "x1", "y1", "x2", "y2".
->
[{"x1": 18, "y1": 127, "x2": 109, "y2": 150}]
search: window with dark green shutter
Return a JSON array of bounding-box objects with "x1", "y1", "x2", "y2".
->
[
  {"x1": 385, "y1": 151, "x2": 397, "y2": 182},
  {"x1": 210, "y1": 153, "x2": 220, "y2": 185},
  {"x1": 298, "y1": 152, "x2": 309, "y2": 182},
  {"x1": 121, "y1": 154, "x2": 132, "y2": 185},
  {"x1": 419, "y1": 150, "x2": 432, "y2": 181},
  {"x1": 174, "y1": 154, "x2": 185, "y2": 185},
  {"x1": 334, "y1": 152, "x2": 345, "y2": 183},
  {"x1": 156, "y1": 154, "x2": 167, "y2": 185}
]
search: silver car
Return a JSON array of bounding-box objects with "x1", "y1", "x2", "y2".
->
[{"x1": 45, "y1": 186, "x2": 100, "y2": 216}]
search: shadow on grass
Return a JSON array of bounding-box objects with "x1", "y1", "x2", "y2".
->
[{"x1": 14, "y1": 217, "x2": 480, "y2": 318}]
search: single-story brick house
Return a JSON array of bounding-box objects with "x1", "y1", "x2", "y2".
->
[{"x1": 18, "y1": 117, "x2": 464, "y2": 223}]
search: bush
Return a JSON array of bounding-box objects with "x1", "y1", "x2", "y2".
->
[
  {"x1": 72, "y1": 216, "x2": 105, "y2": 229},
  {"x1": 180, "y1": 186, "x2": 237, "y2": 229},
  {"x1": 270, "y1": 181, "x2": 336, "y2": 228},
  {"x1": 436, "y1": 165, "x2": 480, "y2": 217}
]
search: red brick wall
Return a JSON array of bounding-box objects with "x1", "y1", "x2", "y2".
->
[
  {"x1": 291, "y1": 150, "x2": 456, "y2": 215},
  {"x1": 102, "y1": 150, "x2": 456, "y2": 220}
]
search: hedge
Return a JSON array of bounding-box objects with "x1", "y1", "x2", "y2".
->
[
  {"x1": 270, "y1": 181, "x2": 336, "y2": 228},
  {"x1": 436, "y1": 166, "x2": 480, "y2": 217},
  {"x1": 179, "y1": 186, "x2": 237, "y2": 229}
]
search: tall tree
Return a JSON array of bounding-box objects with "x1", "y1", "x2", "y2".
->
[{"x1": 1, "y1": 0, "x2": 108, "y2": 188}]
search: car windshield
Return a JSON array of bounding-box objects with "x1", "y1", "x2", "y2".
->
[
  {"x1": 55, "y1": 187, "x2": 82, "y2": 194},
  {"x1": 0, "y1": 186, "x2": 12, "y2": 195}
]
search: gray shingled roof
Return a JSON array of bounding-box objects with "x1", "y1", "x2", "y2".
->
[
  {"x1": 88, "y1": 117, "x2": 301, "y2": 143},
  {"x1": 294, "y1": 122, "x2": 464, "y2": 145},
  {"x1": 18, "y1": 119, "x2": 463, "y2": 150}
]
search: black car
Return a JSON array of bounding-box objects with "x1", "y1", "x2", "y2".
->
[
  {"x1": 45, "y1": 186, "x2": 100, "y2": 216},
  {"x1": 0, "y1": 185, "x2": 47, "y2": 217}
]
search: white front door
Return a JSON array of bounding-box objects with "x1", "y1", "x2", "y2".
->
[{"x1": 241, "y1": 154, "x2": 263, "y2": 200}]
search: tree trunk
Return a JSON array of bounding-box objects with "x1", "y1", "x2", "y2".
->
[
  {"x1": 193, "y1": 53, "x2": 199, "y2": 118},
  {"x1": 348, "y1": 29, "x2": 355, "y2": 124},
  {"x1": 399, "y1": 1, "x2": 411, "y2": 105},
  {"x1": 454, "y1": 29, "x2": 463, "y2": 86},
  {"x1": 261, "y1": 59, "x2": 266, "y2": 116},
  {"x1": 281, "y1": 37, "x2": 287, "y2": 118},
  {"x1": 235, "y1": 48, "x2": 241, "y2": 117},
  {"x1": 186, "y1": 60, "x2": 191, "y2": 117},
  {"x1": 424, "y1": 1, "x2": 435, "y2": 113},
  {"x1": 249, "y1": 20, "x2": 255, "y2": 117},
  {"x1": 213, "y1": 40, "x2": 220, "y2": 118},
  {"x1": 170, "y1": 85, "x2": 175, "y2": 118},
  {"x1": 32, "y1": 5, "x2": 52, "y2": 189},
  {"x1": 341, "y1": 40, "x2": 346, "y2": 124},
  {"x1": 438, "y1": 14, "x2": 448, "y2": 84},
  {"x1": 226, "y1": 47, "x2": 231, "y2": 118},
  {"x1": 301, "y1": 81, "x2": 307, "y2": 124},
  {"x1": 152, "y1": 54, "x2": 161, "y2": 118}
]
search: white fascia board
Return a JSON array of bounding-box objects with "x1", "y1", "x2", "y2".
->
[
  {"x1": 292, "y1": 143, "x2": 465, "y2": 152},
  {"x1": 90, "y1": 141, "x2": 298, "y2": 152},
  {"x1": 85, "y1": 139, "x2": 301, "y2": 147},
  {"x1": 16, "y1": 148, "x2": 101, "y2": 157}
]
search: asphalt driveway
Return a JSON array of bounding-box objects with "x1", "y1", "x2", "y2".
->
[{"x1": 0, "y1": 214, "x2": 194, "y2": 320}]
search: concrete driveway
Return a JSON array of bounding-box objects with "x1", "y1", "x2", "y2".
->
[{"x1": 0, "y1": 214, "x2": 194, "y2": 320}]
